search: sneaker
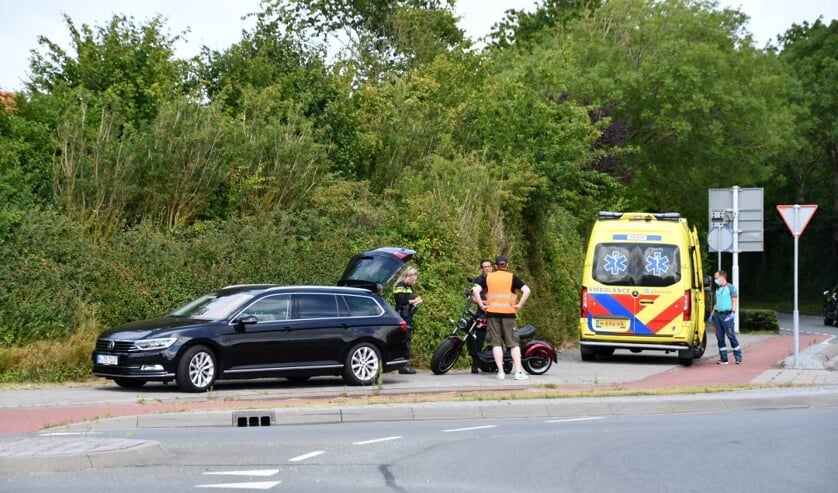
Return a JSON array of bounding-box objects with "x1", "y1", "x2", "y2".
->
[
  {"x1": 496, "y1": 371, "x2": 505, "y2": 380},
  {"x1": 735, "y1": 359, "x2": 742, "y2": 365},
  {"x1": 716, "y1": 360, "x2": 729, "y2": 365},
  {"x1": 514, "y1": 371, "x2": 529, "y2": 380},
  {"x1": 399, "y1": 366, "x2": 416, "y2": 375}
]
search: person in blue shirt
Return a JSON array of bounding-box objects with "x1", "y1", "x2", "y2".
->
[{"x1": 711, "y1": 270, "x2": 741, "y2": 364}]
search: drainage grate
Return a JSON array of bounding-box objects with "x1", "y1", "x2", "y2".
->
[{"x1": 232, "y1": 410, "x2": 275, "y2": 427}]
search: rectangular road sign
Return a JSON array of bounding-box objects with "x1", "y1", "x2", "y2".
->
[
  {"x1": 709, "y1": 188, "x2": 763, "y2": 252},
  {"x1": 777, "y1": 204, "x2": 818, "y2": 236}
]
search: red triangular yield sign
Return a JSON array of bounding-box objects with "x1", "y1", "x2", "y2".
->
[{"x1": 776, "y1": 204, "x2": 818, "y2": 236}]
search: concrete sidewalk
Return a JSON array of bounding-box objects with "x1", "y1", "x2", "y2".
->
[{"x1": 2, "y1": 329, "x2": 837, "y2": 475}]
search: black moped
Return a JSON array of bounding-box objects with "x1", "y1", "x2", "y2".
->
[{"x1": 430, "y1": 283, "x2": 556, "y2": 375}]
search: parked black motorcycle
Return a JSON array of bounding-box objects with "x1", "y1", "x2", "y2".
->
[{"x1": 430, "y1": 282, "x2": 557, "y2": 375}]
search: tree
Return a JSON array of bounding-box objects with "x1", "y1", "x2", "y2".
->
[
  {"x1": 498, "y1": 0, "x2": 796, "y2": 224},
  {"x1": 776, "y1": 19, "x2": 838, "y2": 286},
  {"x1": 488, "y1": 0, "x2": 603, "y2": 48},
  {"x1": 27, "y1": 14, "x2": 187, "y2": 125},
  {"x1": 262, "y1": 0, "x2": 465, "y2": 80}
]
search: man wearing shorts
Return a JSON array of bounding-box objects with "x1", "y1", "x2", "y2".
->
[{"x1": 473, "y1": 255, "x2": 531, "y2": 380}]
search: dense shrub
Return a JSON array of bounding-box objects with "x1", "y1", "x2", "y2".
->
[{"x1": 739, "y1": 309, "x2": 780, "y2": 333}]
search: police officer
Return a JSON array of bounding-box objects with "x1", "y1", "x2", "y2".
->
[{"x1": 393, "y1": 267, "x2": 422, "y2": 374}]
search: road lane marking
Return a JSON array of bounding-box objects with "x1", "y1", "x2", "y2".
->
[
  {"x1": 354, "y1": 436, "x2": 402, "y2": 445},
  {"x1": 545, "y1": 417, "x2": 605, "y2": 424},
  {"x1": 288, "y1": 450, "x2": 325, "y2": 462},
  {"x1": 203, "y1": 469, "x2": 280, "y2": 477},
  {"x1": 195, "y1": 481, "x2": 282, "y2": 489},
  {"x1": 442, "y1": 425, "x2": 497, "y2": 433}
]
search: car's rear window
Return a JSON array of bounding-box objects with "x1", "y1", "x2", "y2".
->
[
  {"x1": 593, "y1": 243, "x2": 681, "y2": 287},
  {"x1": 341, "y1": 295, "x2": 383, "y2": 317}
]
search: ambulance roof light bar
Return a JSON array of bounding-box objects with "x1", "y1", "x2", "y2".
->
[{"x1": 597, "y1": 211, "x2": 681, "y2": 221}]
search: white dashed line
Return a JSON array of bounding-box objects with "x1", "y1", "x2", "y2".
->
[
  {"x1": 545, "y1": 417, "x2": 605, "y2": 424},
  {"x1": 288, "y1": 450, "x2": 325, "y2": 462},
  {"x1": 203, "y1": 469, "x2": 280, "y2": 477},
  {"x1": 195, "y1": 481, "x2": 282, "y2": 489},
  {"x1": 442, "y1": 425, "x2": 498, "y2": 433},
  {"x1": 353, "y1": 436, "x2": 402, "y2": 445}
]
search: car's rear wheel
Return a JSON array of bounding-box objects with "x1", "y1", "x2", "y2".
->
[
  {"x1": 176, "y1": 345, "x2": 217, "y2": 392},
  {"x1": 113, "y1": 378, "x2": 146, "y2": 389},
  {"x1": 343, "y1": 342, "x2": 381, "y2": 386}
]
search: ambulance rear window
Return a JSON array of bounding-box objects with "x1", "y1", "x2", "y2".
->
[{"x1": 593, "y1": 243, "x2": 681, "y2": 287}]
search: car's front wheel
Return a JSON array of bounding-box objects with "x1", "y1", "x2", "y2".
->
[
  {"x1": 343, "y1": 342, "x2": 381, "y2": 386},
  {"x1": 176, "y1": 345, "x2": 217, "y2": 392}
]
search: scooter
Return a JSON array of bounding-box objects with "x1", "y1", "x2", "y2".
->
[{"x1": 430, "y1": 281, "x2": 557, "y2": 375}]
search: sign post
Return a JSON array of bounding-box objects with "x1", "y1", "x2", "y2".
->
[
  {"x1": 709, "y1": 188, "x2": 764, "y2": 334},
  {"x1": 776, "y1": 204, "x2": 818, "y2": 368}
]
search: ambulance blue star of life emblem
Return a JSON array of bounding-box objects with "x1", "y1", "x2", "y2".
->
[
  {"x1": 604, "y1": 251, "x2": 628, "y2": 276},
  {"x1": 645, "y1": 251, "x2": 669, "y2": 276}
]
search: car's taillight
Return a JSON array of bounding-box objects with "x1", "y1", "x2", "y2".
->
[
  {"x1": 683, "y1": 290, "x2": 691, "y2": 321},
  {"x1": 399, "y1": 320, "x2": 408, "y2": 333},
  {"x1": 581, "y1": 287, "x2": 588, "y2": 318}
]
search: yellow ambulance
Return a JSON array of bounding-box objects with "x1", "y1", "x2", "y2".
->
[{"x1": 579, "y1": 212, "x2": 707, "y2": 366}]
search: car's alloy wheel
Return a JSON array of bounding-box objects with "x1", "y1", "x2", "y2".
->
[
  {"x1": 177, "y1": 345, "x2": 216, "y2": 392},
  {"x1": 344, "y1": 342, "x2": 381, "y2": 386}
]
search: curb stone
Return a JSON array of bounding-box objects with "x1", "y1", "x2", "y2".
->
[{"x1": 0, "y1": 437, "x2": 169, "y2": 475}]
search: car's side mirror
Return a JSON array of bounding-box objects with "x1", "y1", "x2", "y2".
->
[
  {"x1": 704, "y1": 275, "x2": 713, "y2": 290},
  {"x1": 236, "y1": 315, "x2": 259, "y2": 326}
]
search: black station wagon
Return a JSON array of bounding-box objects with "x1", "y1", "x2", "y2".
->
[{"x1": 92, "y1": 247, "x2": 415, "y2": 392}]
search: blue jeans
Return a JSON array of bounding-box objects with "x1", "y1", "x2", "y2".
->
[{"x1": 713, "y1": 312, "x2": 741, "y2": 362}]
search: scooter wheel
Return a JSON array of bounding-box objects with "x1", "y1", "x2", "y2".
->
[
  {"x1": 522, "y1": 349, "x2": 552, "y2": 375},
  {"x1": 430, "y1": 339, "x2": 462, "y2": 375}
]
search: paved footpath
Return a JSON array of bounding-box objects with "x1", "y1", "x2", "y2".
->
[{"x1": 2, "y1": 321, "x2": 837, "y2": 475}]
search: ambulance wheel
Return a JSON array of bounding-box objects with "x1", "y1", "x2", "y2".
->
[
  {"x1": 677, "y1": 348, "x2": 694, "y2": 367},
  {"x1": 693, "y1": 332, "x2": 707, "y2": 359},
  {"x1": 580, "y1": 346, "x2": 596, "y2": 361},
  {"x1": 595, "y1": 347, "x2": 614, "y2": 358}
]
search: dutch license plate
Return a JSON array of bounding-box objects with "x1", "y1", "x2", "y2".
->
[
  {"x1": 594, "y1": 318, "x2": 628, "y2": 331},
  {"x1": 96, "y1": 354, "x2": 118, "y2": 366}
]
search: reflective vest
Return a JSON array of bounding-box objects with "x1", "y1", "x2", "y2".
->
[{"x1": 486, "y1": 271, "x2": 516, "y2": 314}]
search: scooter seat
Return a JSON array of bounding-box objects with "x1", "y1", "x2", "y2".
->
[{"x1": 517, "y1": 324, "x2": 535, "y2": 339}]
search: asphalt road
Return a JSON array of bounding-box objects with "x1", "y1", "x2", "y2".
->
[{"x1": 4, "y1": 407, "x2": 836, "y2": 492}]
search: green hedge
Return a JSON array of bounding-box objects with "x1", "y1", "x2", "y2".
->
[{"x1": 739, "y1": 309, "x2": 780, "y2": 333}]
